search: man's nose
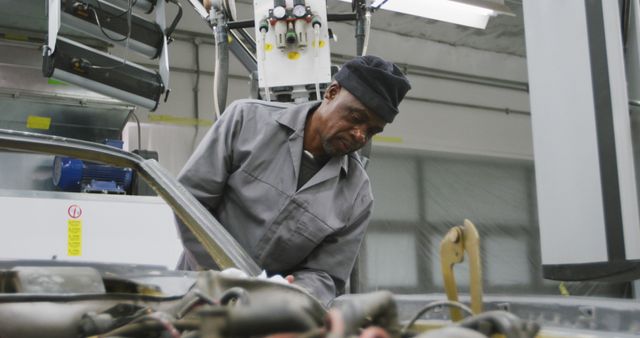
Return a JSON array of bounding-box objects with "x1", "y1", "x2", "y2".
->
[{"x1": 351, "y1": 126, "x2": 367, "y2": 143}]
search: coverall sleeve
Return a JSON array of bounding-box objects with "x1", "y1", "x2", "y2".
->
[
  {"x1": 292, "y1": 199, "x2": 373, "y2": 307},
  {"x1": 178, "y1": 103, "x2": 244, "y2": 209},
  {"x1": 175, "y1": 102, "x2": 244, "y2": 269}
]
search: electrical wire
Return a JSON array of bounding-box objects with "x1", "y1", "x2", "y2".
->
[
  {"x1": 88, "y1": 0, "x2": 133, "y2": 70},
  {"x1": 165, "y1": 0, "x2": 183, "y2": 40},
  {"x1": 94, "y1": 0, "x2": 138, "y2": 18},
  {"x1": 91, "y1": 9, "x2": 128, "y2": 42},
  {"x1": 400, "y1": 300, "x2": 474, "y2": 334}
]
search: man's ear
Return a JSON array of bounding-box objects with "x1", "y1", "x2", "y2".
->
[{"x1": 324, "y1": 82, "x2": 341, "y2": 100}]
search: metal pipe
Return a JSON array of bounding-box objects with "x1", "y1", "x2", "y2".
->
[
  {"x1": 193, "y1": 38, "x2": 201, "y2": 148},
  {"x1": 355, "y1": 1, "x2": 366, "y2": 56},
  {"x1": 227, "y1": 20, "x2": 255, "y2": 29},
  {"x1": 193, "y1": 39, "x2": 201, "y2": 121},
  {"x1": 405, "y1": 95, "x2": 530, "y2": 116},
  {"x1": 329, "y1": 52, "x2": 529, "y2": 92},
  {"x1": 213, "y1": 22, "x2": 230, "y2": 118}
]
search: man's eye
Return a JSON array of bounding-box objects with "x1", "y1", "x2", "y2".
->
[{"x1": 350, "y1": 113, "x2": 364, "y2": 123}]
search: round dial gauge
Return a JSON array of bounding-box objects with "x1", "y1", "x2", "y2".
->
[
  {"x1": 273, "y1": 6, "x2": 286, "y2": 19},
  {"x1": 293, "y1": 5, "x2": 307, "y2": 18}
]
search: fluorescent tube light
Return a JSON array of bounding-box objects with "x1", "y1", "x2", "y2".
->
[{"x1": 338, "y1": 0, "x2": 514, "y2": 29}]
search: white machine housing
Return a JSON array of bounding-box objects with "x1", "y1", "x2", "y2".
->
[
  {"x1": 253, "y1": 0, "x2": 331, "y2": 99},
  {"x1": 0, "y1": 190, "x2": 183, "y2": 269},
  {"x1": 524, "y1": 0, "x2": 640, "y2": 281}
]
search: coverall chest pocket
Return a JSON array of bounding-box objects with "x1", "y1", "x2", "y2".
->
[{"x1": 260, "y1": 205, "x2": 336, "y2": 272}]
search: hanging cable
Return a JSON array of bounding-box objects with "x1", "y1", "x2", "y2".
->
[
  {"x1": 95, "y1": 0, "x2": 138, "y2": 18},
  {"x1": 361, "y1": 9, "x2": 372, "y2": 56},
  {"x1": 91, "y1": 8, "x2": 127, "y2": 41},
  {"x1": 88, "y1": 0, "x2": 133, "y2": 69},
  {"x1": 212, "y1": 26, "x2": 222, "y2": 120},
  {"x1": 165, "y1": 0, "x2": 183, "y2": 41}
]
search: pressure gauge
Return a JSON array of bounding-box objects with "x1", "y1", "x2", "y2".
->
[
  {"x1": 273, "y1": 6, "x2": 286, "y2": 19},
  {"x1": 293, "y1": 4, "x2": 307, "y2": 18}
]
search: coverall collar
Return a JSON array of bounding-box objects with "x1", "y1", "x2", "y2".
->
[{"x1": 275, "y1": 101, "x2": 350, "y2": 176}]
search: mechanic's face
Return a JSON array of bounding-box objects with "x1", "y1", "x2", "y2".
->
[{"x1": 318, "y1": 83, "x2": 387, "y2": 156}]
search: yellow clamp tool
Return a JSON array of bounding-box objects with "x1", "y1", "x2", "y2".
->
[{"x1": 439, "y1": 219, "x2": 483, "y2": 322}]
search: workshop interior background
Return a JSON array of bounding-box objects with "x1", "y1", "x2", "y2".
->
[{"x1": 0, "y1": 0, "x2": 639, "y2": 299}]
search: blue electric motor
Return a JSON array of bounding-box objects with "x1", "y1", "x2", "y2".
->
[{"x1": 52, "y1": 139, "x2": 133, "y2": 194}]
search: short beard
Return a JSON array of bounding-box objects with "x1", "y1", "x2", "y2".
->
[
  {"x1": 322, "y1": 138, "x2": 353, "y2": 157},
  {"x1": 322, "y1": 139, "x2": 339, "y2": 156}
]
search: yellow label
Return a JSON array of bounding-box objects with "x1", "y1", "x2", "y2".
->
[
  {"x1": 265, "y1": 43, "x2": 273, "y2": 52},
  {"x1": 312, "y1": 40, "x2": 326, "y2": 48},
  {"x1": 68, "y1": 220, "x2": 82, "y2": 256},
  {"x1": 26, "y1": 116, "x2": 52, "y2": 130},
  {"x1": 287, "y1": 51, "x2": 301, "y2": 60},
  {"x1": 373, "y1": 135, "x2": 404, "y2": 144},
  {"x1": 558, "y1": 282, "x2": 570, "y2": 296},
  {"x1": 4, "y1": 33, "x2": 28, "y2": 41}
]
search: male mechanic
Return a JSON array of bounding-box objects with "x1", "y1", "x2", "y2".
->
[{"x1": 176, "y1": 55, "x2": 411, "y2": 306}]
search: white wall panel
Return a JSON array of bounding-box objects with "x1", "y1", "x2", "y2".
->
[
  {"x1": 328, "y1": 22, "x2": 528, "y2": 83},
  {"x1": 377, "y1": 99, "x2": 533, "y2": 159}
]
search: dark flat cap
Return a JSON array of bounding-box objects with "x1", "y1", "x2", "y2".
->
[{"x1": 334, "y1": 55, "x2": 411, "y2": 123}]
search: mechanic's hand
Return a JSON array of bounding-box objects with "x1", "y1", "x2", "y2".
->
[{"x1": 285, "y1": 275, "x2": 295, "y2": 284}]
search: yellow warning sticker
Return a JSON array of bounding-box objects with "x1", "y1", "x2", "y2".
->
[
  {"x1": 287, "y1": 51, "x2": 301, "y2": 60},
  {"x1": 265, "y1": 43, "x2": 273, "y2": 52},
  {"x1": 558, "y1": 281, "x2": 570, "y2": 296},
  {"x1": 312, "y1": 40, "x2": 326, "y2": 48},
  {"x1": 373, "y1": 135, "x2": 404, "y2": 144},
  {"x1": 68, "y1": 220, "x2": 82, "y2": 256},
  {"x1": 26, "y1": 116, "x2": 52, "y2": 130}
]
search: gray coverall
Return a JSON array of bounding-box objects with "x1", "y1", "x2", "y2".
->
[{"x1": 176, "y1": 99, "x2": 373, "y2": 306}]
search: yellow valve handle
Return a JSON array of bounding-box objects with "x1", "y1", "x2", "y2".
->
[{"x1": 439, "y1": 219, "x2": 483, "y2": 322}]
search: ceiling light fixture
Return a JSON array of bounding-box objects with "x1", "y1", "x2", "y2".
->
[{"x1": 339, "y1": 0, "x2": 515, "y2": 29}]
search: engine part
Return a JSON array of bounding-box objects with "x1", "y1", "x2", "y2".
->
[
  {"x1": 53, "y1": 139, "x2": 133, "y2": 194},
  {"x1": 458, "y1": 311, "x2": 540, "y2": 338},
  {"x1": 330, "y1": 291, "x2": 399, "y2": 338}
]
